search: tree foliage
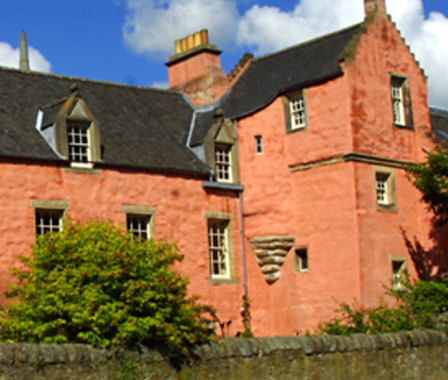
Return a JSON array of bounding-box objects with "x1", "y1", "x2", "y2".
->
[
  {"x1": 0, "y1": 221, "x2": 213, "y2": 352},
  {"x1": 410, "y1": 147, "x2": 448, "y2": 226},
  {"x1": 318, "y1": 277, "x2": 448, "y2": 335}
]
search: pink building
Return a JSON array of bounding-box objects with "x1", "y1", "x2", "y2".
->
[{"x1": 0, "y1": 0, "x2": 447, "y2": 336}]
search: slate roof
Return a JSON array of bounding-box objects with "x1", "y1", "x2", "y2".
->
[
  {"x1": 220, "y1": 23, "x2": 364, "y2": 120},
  {"x1": 189, "y1": 22, "x2": 365, "y2": 146},
  {"x1": 190, "y1": 109, "x2": 216, "y2": 147},
  {"x1": 0, "y1": 68, "x2": 210, "y2": 176},
  {"x1": 430, "y1": 108, "x2": 448, "y2": 141}
]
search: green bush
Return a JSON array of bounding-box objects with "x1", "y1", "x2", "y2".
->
[
  {"x1": 318, "y1": 277, "x2": 448, "y2": 335},
  {"x1": 409, "y1": 147, "x2": 448, "y2": 226},
  {"x1": 0, "y1": 221, "x2": 213, "y2": 353}
]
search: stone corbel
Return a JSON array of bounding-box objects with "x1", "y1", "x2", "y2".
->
[{"x1": 250, "y1": 235, "x2": 296, "y2": 284}]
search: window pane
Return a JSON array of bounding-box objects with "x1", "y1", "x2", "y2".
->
[
  {"x1": 215, "y1": 145, "x2": 232, "y2": 182},
  {"x1": 208, "y1": 220, "x2": 230, "y2": 278},
  {"x1": 67, "y1": 124, "x2": 90, "y2": 163},
  {"x1": 127, "y1": 214, "x2": 151, "y2": 239},
  {"x1": 35, "y1": 209, "x2": 63, "y2": 235},
  {"x1": 289, "y1": 94, "x2": 307, "y2": 130}
]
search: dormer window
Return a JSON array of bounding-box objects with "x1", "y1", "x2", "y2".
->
[
  {"x1": 203, "y1": 113, "x2": 240, "y2": 184},
  {"x1": 215, "y1": 144, "x2": 232, "y2": 182},
  {"x1": 37, "y1": 95, "x2": 101, "y2": 170},
  {"x1": 67, "y1": 122, "x2": 90, "y2": 165}
]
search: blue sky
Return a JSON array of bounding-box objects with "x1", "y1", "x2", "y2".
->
[{"x1": 0, "y1": 0, "x2": 447, "y2": 107}]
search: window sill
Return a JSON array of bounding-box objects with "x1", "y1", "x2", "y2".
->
[
  {"x1": 286, "y1": 126, "x2": 308, "y2": 134},
  {"x1": 377, "y1": 203, "x2": 398, "y2": 213},
  {"x1": 65, "y1": 166, "x2": 102, "y2": 175},
  {"x1": 393, "y1": 123, "x2": 414, "y2": 130},
  {"x1": 203, "y1": 181, "x2": 243, "y2": 191},
  {"x1": 208, "y1": 277, "x2": 239, "y2": 285}
]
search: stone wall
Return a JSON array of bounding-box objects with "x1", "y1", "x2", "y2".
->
[{"x1": 0, "y1": 330, "x2": 447, "y2": 379}]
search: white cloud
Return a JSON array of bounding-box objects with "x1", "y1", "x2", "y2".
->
[
  {"x1": 123, "y1": 0, "x2": 239, "y2": 57},
  {"x1": 386, "y1": 0, "x2": 448, "y2": 108},
  {"x1": 237, "y1": 0, "x2": 363, "y2": 53},
  {"x1": 236, "y1": 0, "x2": 448, "y2": 108},
  {"x1": 123, "y1": 0, "x2": 448, "y2": 107},
  {"x1": 150, "y1": 80, "x2": 169, "y2": 89},
  {"x1": 0, "y1": 42, "x2": 51, "y2": 73}
]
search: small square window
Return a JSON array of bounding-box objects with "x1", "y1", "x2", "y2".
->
[
  {"x1": 391, "y1": 259, "x2": 407, "y2": 290},
  {"x1": 208, "y1": 219, "x2": 230, "y2": 279},
  {"x1": 215, "y1": 144, "x2": 232, "y2": 182},
  {"x1": 294, "y1": 247, "x2": 309, "y2": 272},
  {"x1": 127, "y1": 214, "x2": 151, "y2": 240},
  {"x1": 374, "y1": 168, "x2": 397, "y2": 211},
  {"x1": 35, "y1": 209, "x2": 63, "y2": 235},
  {"x1": 255, "y1": 135, "x2": 263, "y2": 154}
]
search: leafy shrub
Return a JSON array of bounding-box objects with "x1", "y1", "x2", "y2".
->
[
  {"x1": 0, "y1": 221, "x2": 214, "y2": 353},
  {"x1": 409, "y1": 148, "x2": 448, "y2": 226},
  {"x1": 318, "y1": 277, "x2": 448, "y2": 335}
]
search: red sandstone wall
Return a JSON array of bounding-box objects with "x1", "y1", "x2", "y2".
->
[{"x1": 0, "y1": 163, "x2": 243, "y2": 336}]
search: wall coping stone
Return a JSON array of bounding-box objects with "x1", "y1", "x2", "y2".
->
[{"x1": 0, "y1": 329, "x2": 446, "y2": 367}]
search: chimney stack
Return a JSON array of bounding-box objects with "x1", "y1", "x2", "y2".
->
[
  {"x1": 19, "y1": 31, "x2": 30, "y2": 71},
  {"x1": 364, "y1": 0, "x2": 386, "y2": 16},
  {"x1": 166, "y1": 29, "x2": 230, "y2": 106}
]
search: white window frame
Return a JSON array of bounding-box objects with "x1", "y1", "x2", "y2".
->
[
  {"x1": 215, "y1": 144, "x2": 232, "y2": 183},
  {"x1": 289, "y1": 93, "x2": 308, "y2": 130},
  {"x1": 35, "y1": 209, "x2": 64, "y2": 235},
  {"x1": 208, "y1": 219, "x2": 231, "y2": 279},
  {"x1": 67, "y1": 122, "x2": 92, "y2": 168},
  {"x1": 391, "y1": 76, "x2": 405, "y2": 125},
  {"x1": 126, "y1": 214, "x2": 152, "y2": 240},
  {"x1": 375, "y1": 172, "x2": 390, "y2": 205}
]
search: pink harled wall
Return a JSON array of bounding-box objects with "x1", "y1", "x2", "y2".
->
[
  {"x1": 0, "y1": 163, "x2": 244, "y2": 336},
  {"x1": 346, "y1": 14, "x2": 439, "y2": 308},
  {"x1": 235, "y1": 14, "x2": 443, "y2": 335}
]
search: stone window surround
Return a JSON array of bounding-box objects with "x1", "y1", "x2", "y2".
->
[
  {"x1": 203, "y1": 117, "x2": 240, "y2": 184},
  {"x1": 53, "y1": 98, "x2": 102, "y2": 170},
  {"x1": 122, "y1": 205, "x2": 157, "y2": 240},
  {"x1": 373, "y1": 165, "x2": 398, "y2": 212},
  {"x1": 389, "y1": 72, "x2": 414, "y2": 130},
  {"x1": 389, "y1": 254, "x2": 408, "y2": 290},
  {"x1": 31, "y1": 199, "x2": 70, "y2": 236},
  {"x1": 204, "y1": 211, "x2": 237, "y2": 285},
  {"x1": 294, "y1": 246, "x2": 309, "y2": 273},
  {"x1": 283, "y1": 89, "x2": 309, "y2": 134}
]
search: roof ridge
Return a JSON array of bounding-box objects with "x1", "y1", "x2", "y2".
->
[
  {"x1": 253, "y1": 22, "x2": 364, "y2": 63},
  {"x1": 0, "y1": 65, "x2": 180, "y2": 95},
  {"x1": 431, "y1": 107, "x2": 448, "y2": 115}
]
